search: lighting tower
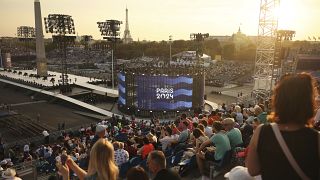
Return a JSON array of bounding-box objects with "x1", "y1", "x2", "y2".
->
[
  {"x1": 123, "y1": 7, "x2": 133, "y2": 44},
  {"x1": 272, "y1": 30, "x2": 295, "y2": 82},
  {"x1": 44, "y1": 14, "x2": 76, "y2": 93},
  {"x1": 17, "y1": 26, "x2": 35, "y2": 65},
  {"x1": 97, "y1": 20, "x2": 122, "y2": 89},
  {"x1": 190, "y1": 33, "x2": 209, "y2": 66},
  {"x1": 17, "y1": 26, "x2": 35, "y2": 40},
  {"x1": 253, "y1": 0, "x2": 280, "y2": 99}
]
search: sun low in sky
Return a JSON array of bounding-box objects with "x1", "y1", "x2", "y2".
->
[{"x1": 0, "y1": 0, "x2": 319, "y2": 41}]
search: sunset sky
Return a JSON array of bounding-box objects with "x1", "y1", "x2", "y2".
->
[{"x1": 0, "y1": 0, "x2": 319, "y2": 41}]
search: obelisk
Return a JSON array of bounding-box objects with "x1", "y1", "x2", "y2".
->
[{"x1": 34, "y1": 0, "x2": 48, "y2": 76}]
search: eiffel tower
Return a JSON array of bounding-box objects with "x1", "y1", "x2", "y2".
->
[{"x1": 123, "y1": 7, "x2": 133, "y2": 44}]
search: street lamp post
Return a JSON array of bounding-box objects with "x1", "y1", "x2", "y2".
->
[{"x1": 169, "y1": 35, "x2": 172, "y2": 63}]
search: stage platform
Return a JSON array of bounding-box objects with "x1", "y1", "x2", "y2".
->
[
  {"x1": 0, "y1": 69, "x2": 118, "y2": 96},
  {"x1": 0, "y1": 78, "x2": 115, "y2": 117},
  {"x1": 0, "y1": 69, "x2": 219, "y2": 119}
]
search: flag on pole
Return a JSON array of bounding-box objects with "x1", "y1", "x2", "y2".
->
[
  {"x1": 308, "y1": 36, "x2": 311, "y2": 40},
  {"x1": 313, "y1": 36, "x2": 317, "y2": 41}
]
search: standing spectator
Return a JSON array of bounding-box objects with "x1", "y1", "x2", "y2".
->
[
  {"x1": 222, "y1": 118, "x2": 243, "y2": 148},
  {"x1": 57, "y1": 139, "x2": 118, "y2": 180},
  {"x1": 246, "y1": 73, "x2": 319, "y2": 180},
  {"x1": 147, "y1": 150, "x2": 181, "y2": 180}
]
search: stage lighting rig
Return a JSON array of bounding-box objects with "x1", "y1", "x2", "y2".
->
[
  {"x1": 97, "y1": 20, "x2": 122, "y2": 43},
  {"x1": 44, "y1": 14, "x2": 76, "y2": 93},
  {"x1": 17, "y1": 26, "x2": 35, "y2": 40},
  {"x1": 190, "y1": 33, "x2": 209, "y2": 66},
  {"x1": 97, "y1": 19, "x2": 122, "y2": 89}
]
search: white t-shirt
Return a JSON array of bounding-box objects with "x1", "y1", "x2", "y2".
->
[
  {"x1": 160, "y1": 134, "x2": 179, "y2": 151},
  {"x1": 205, "y1": 127, "x2": 213, "y2": 137}
]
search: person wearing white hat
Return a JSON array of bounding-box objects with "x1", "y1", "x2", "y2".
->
[
  {"x1": 1, "y1": 168, "x2": 22, "y2": 180},
  {"x1": 90, "y1": 124, "x2": 106, "y2": 147},
  {"x1": 224, "y1": 166, "x2": 261, "y2": 180}
]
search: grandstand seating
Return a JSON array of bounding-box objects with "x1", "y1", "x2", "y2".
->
[{"x1": 0, "y1": 114, "x2": 52, "y2": 143}]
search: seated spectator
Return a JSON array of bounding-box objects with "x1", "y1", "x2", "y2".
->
[
  {"x1": 177, "y1": 121, "x2": 190, "y2": 144},
  {"x1": 207, "y1": 110, "x2": 220, "y2": 126},
  {"x1": 222, "y1": 118, "x2": 243, "y2": 148},
  {"x1": 171, "y1": 124, "x2": 180, "y2": 135},
  {"x1": 113, "y1": 141, "x2": 129, "y2": 166},
  {"x1": 234, "y1": 105, "x2": 244, "y2": 125},
  {"x1": 196, "y1": 121, "x2": 231, "y2": 175},
  {"x1": 246, "y1": 73, "x2": 319, "y2": 180},
  {"x1": 57, "y1": 138, "x2": 118, "y2": 180},
  {"x1": 124, "y1": 140, "x2": 137, "y2": 158},
  {"x1": 159, "y1": 126, "x2": 178, "y2": 151},
  {"x1": 138, "y1": 137, "x2": 154, "y2": 159},
  {"x1": 254, "y1": 106, "x2": 267, "y2": 124},
  {"x1": 147, "y1": 150, "x2": 181, "y2": 180},
  {"x1": 126, "y1": 167, "x2": 149, "y2": 180},
  {"x1": 197, "y1": 124, "x2": 205, "y2": 133},
  {"x1": 192, "y1": 128, "x2": 209, "y2": 150},
  {"x1": 200, "y1": 120, "x2": 213, "y2": 137}
]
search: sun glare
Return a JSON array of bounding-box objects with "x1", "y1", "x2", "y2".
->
[{"x1": 277, "y1": 0, "x2": 296, "y2": 30}]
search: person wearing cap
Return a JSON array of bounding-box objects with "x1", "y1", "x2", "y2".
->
[
  {"x1": 90, "y1": 124, "x2": 106, "y2": 147},
  {"x1": 222, "y1": 118, "x2": 243, "y2": 148}
]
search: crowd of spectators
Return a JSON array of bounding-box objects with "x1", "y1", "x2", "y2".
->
[
  {"x1": 205, "y1": 61, "x2": 253, "y2": 86},
  {"x1": 0, "y1": 73, "x2": 319, "y2": 180}
]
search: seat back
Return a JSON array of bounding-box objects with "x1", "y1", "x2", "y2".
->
[{"x1": 214, "y1": 150, "x2": 232, "y2": 169}]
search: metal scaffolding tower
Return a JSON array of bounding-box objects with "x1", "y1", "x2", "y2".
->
[{"x1": 253, "y1": 0, "x2": 280, "y2": 98}]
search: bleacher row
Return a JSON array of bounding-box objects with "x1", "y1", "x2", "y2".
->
[{"x1": 0, "y1": 114, "x2": 52, "y2": 143}]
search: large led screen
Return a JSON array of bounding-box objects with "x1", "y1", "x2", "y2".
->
[{"x1": 136, "y1": 75, "x2": 193, "y2": 110}]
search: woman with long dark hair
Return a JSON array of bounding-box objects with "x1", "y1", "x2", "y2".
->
[{"x1": 246, "y1": 73, "x2": 319, "y2": 180}]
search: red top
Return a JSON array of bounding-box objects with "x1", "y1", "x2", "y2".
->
[{"x1": 141, "y1": 143, "x2": 154, "y2": 159}]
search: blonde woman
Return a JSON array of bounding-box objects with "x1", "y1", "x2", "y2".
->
[{"x1": 57, "y1": 138, "x2": 119, "y2": 180}]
